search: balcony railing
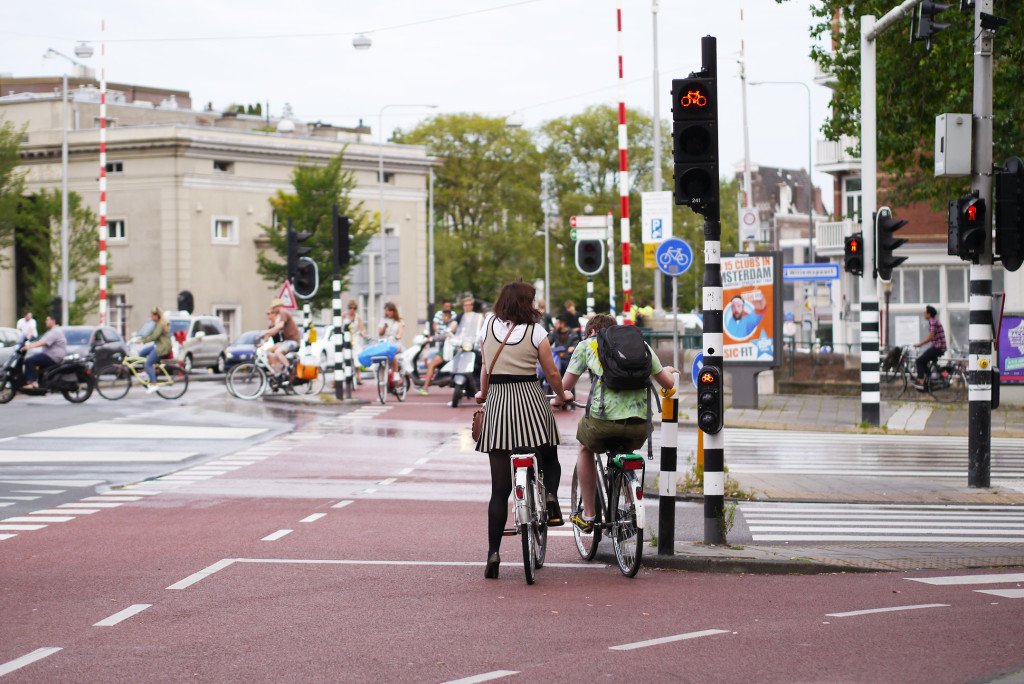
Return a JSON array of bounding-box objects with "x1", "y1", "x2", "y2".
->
[
  {"x1": 816, "y1": 135, "x2": 860, "y2": 169},
  {"x1": 816, "y1": 219, "x2": 857, "y2": 256}
]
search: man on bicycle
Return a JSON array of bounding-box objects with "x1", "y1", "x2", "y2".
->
[
  {"x1": 913, "y1": 305, "x2": 947, "y2": 387},
  {"x1": 260, "y1": 298, "x2": 301, "y2": 379},
  {"x1": 558, "y1": 314, "x2": 677, "y2": 532}
]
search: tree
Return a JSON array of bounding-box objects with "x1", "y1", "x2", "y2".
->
[
  {"x1": 17, "y1": 190, "x2": 100, "y2": 324},
  {"x1": 780, "y1": 0, "x2": 1024, "y2": 208},
  {"x1": 256, "y1": 152, "x2": 373, "y2": 311},
  {"x1": 0, "y1": 118, "x2": 27, "y2": 269},
  {"x1": 394, "y1": 114, "x2": 544, "y2": 303}
]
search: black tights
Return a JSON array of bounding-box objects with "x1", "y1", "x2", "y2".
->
[{"x1": 487, "y1": 445, "x2": 562, "y2": 555}]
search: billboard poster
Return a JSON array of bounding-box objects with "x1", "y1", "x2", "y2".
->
[
  {"x1": 998, "y1": 314, "x2": 1024, "y2": 384},
  {"x1": 721, "y1": 252, "x2": 779, "y2": 365}
]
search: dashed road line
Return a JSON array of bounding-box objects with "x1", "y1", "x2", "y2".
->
[
  {"x1": 609, "y1": 629, "x2": 732, "y2": 651},
  {"x1": 93, "y1": 604, "x2": 152, "y2": 627},
  {"x1": 826, "y1": 604, "x2": 949, "y2": 618},
  {"x1": 0, "y1": 647, "x2": 63, "y2": 677},
  {"x1": 3, "y1": 516, "x2": 75, "y2": 523},
  {"x1": 397, "y1": 468, "x2": 414, "y2": 475},
  {"x1": 443, "y1": 671, "x2": 519, "y2": 684},
  {"x1": 59, "y1": 502, "x2": 123, "y2": 509},
  {"x1": 378, "y1": 478, "x2": 397, "y2": 486},
  {"x1": 300, "y1": 513, "x2": 326, "y2": 523},
  {"x1": 31, "y1": 508, "x2": 100, "y2": 515},
  {"x1": 0, "y1": 495, "x2": 41, "y2": 501},
  {"x1": 10, "y1": 489, "x2": 65, "y2": 494},
  {"x1": 0, "y1": 524, "x2": 47, "y2": 531},
  {"x1": 331, "y1": 500, "x2": 353, "y2": 509},
  {"x1": 0, "y1": 533, "x2": 16, "y2": 541},
  {"x1": 262, "y1": 529, "x2": 293, "y2": 541},
  {"x1": 975, "y1": 588, "x2": 1024, "y2": 599},
  {"x1": 83, "y1": 496, "x2": 143, "y2": 502}
]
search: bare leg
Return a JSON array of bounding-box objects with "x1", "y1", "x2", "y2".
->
[{"x1": 577, "y1": 444, "x2": 598, "y2": 518}]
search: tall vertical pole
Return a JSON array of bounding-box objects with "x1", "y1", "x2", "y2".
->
[
  {"x1": 378, "y1": 109, "x2": 388, "y2": 308},
  {"x1": 333, "y1": 278, "x2": 345, "y2": 400},
  {"x1": 428, "y1": 167, "x2": 435, "y2": 313},
  {"x1": 606, "y1": 211, "x2": 616, "y2": 315},
  {"x1": 807, "y1": 85, "x2": 817, "y2": 346},
  {"x1": 586, "y1": 278, "x2": 595, "y2": 315},
  {"x1": 97, "y1": 20, "x2": 108, "y2": 326},
  {"x1": 650, "y1": 0, "x2": 663, "y2": 312},
  {"x1": 615, "y1": 2, "x2": 633, "y2": 321},
  {"x1": 739, "y1": 2, "x2": 755, "y2": 251},
  {"x1": 859, "y1": 15, "x2": 881, "y2": 427},
  {"x1": 968, "y1": 0, "x2": 994, "y2": 487},
  {"x1": 699, "y1": 36, "x2": 726, "y2": 545},
  {"x1": 301, "y1": 303, "x2": 311, "y2": 353},
  {"x1": 657, "y1": 370, "x2": 679, "y2": 555},
  {"x1": 60, "y1": 72, "x2": 69, "y2": 326}
]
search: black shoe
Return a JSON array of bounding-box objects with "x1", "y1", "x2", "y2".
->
[
  {"x1": 547, "y1": 498, "x2": 564, "y2": 527},
  {"x1": 484, "y1": 552, "x2": 500, "y2": 579}
]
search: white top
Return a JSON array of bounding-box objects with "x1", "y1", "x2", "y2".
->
[
  {"x1": 478, "y1": 313, "x2": 547, "y2": 348},
  {"x1": 16, "y1": 317, "x2": 38, "y2": 339},
  {"x1": 378, "y1": 318, "x2": 403, "y2": 344}
]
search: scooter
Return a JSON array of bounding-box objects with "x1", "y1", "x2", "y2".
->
[
  {"x1": 448, "y1": 337, "x2": 482, "y2": 408},
  {"x1": 0, "y1": 336, "x2": 94, "y2": 404}
]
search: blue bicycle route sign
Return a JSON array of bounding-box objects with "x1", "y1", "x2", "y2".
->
[{"x1": 655, "y1": 237, "x2": 694, "y2": 277}]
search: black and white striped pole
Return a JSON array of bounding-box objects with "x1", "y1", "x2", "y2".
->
[
  {"x1": 586, "y1": 277, "x2": 595, "y2": 315},
  {"x1": 859, "y1": 14, "x2": 882, "y2": 426},
  {"x1": 657, "y1": 371, "x2": 679, "y2": 555},
  {"x1": 332, "y1": 279, "x2": 346, "y2": 400},
  {"x1": 301, "y1": 303, "x2": 312, "y2": 352},
  {"x1": 331, "y1": 206, "x2": 353, "y2": 400}
]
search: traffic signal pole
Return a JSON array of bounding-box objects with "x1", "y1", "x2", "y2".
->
[
  {"x1": 859, "y1": 15, "x2": 882, "y2": 427},
  {"x1": 615, "y1": 1, "x2": 633, "y2": 321},
  {"x1": 968, "y1": 0, "x2": 994, "y2": 487}
]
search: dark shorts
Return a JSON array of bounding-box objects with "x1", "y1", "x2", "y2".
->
[{"x1": 576, "y1": 415, "x2": 648, "y2": 454}]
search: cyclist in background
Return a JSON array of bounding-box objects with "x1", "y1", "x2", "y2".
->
[
  {"x1": 378, "y1": 301, "x2": 405, "y2": 385},
  {"x1": 136, "y1": 308, "x2": 171, "y2": 394},
  {"x1": 260, "y1": 298, "x2": 301, "y2": 379},
  {"x1": 913, "y1": 305, "x2": 947, "y2": 388}
]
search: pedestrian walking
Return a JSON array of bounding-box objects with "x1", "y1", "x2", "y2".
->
[
  {"x1": 16, "y1": 311, "x2": 38, "y2": 340},
  {"x1": 475, "y1": 280, "x2": 572, "y2": 579}
]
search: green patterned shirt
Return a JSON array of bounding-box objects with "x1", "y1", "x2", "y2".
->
[{"x1": 566, "y1": 338, "x2": 662, "y2": 420}]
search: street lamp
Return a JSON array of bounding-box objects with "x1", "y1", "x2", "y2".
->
[
  {"x1": 377, "y1": 104, "x2": 437, "y2": 314},
  {"x1": 749, "y1": 80, "x2": 817, "y2": 343},
  {"x1": 44, "y1": 46, "x2": 92, "y2": 326},
  {"x1": 352, "y1": 34, "x2": 372, "y2": 50}
]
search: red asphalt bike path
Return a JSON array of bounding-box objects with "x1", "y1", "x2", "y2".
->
[{"x1": 2, "y1": 400, "x2": 1023, "y2": 682}]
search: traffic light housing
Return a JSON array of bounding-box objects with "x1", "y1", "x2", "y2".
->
[
  {"x1": 911, "y1": 1, "x2": 953, "y2": 49},
  {"x1": 844, "y1": 232, "x2": 864, "y2": 276},
  {"x1": 332, "y1": 210, "x2": 351, "y2": 274},
  {"x1": 696, "y1": 365, "x2": 723, "y2": 435},
  {"x1": 948, "y1": 193, "x2": 987, "y2": 263},
  {"x1": 995, "y1": 156, "x2": 1024, "y2": 272},
  {"x1": 286, "y1": 219, "x2": 314, "y2": 283},
  {"x1": 49, "y1": 297, "x2": 62, "y2": 325},
  {"x1": 875, "y1": 208, "x2": 908, "y2": 281},
  {"x1": 671, "y1": 74, "x2": 718, "y2": 214},
  {"x1": 575, "y1": 239, "x2": 605, "y2": 276}
]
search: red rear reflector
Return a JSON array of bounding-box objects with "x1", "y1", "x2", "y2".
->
[
  {"x1": 512, "y1": 457, "x2": 533, "y2": 469},
  {"x1": 636, "y1": 487, "x2": 643, "y2": 500},
  {"x1": 623, "y1": 460, "x2": 644, "y2": 470},
  {"x1": 514, "y1": 485, "x2": 524, "y2": 500}
]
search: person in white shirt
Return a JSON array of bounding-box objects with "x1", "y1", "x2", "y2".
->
[{"x1": 16, "y1": 311, "x2": 38, "y2": 341}]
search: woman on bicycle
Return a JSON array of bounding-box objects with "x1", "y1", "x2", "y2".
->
[
  {"x1": 344, "y1": 300, "x2": 366, "y2": 385},
  {"x1": 475, "y1": 280, "x2": 571, "y2": 579},
  {"x1": 378, "y1": 302, "x2": 405, "y2": 384},
  {"x1": 137, "y1": 308, "x2": 171, "y2": 394}
]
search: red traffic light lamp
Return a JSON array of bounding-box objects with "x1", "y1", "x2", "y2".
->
[{"x1": 844, "y1": 232, "x2": 864, "y2": 276}]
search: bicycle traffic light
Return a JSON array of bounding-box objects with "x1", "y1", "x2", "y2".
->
[
  {"x1": 671, "y1": 74, "x2": 718, "y2": 214},
  {"x1": 995, "y1": 156, "x2": 1024, "y2": 272},
  {"x1": 286, "y1": 219, "x2": 314, "y2": 283},
  {"x1": 875, "y1": 208, "x2": 907, "y2": 281},
  {"x1": 696, "y1": 366, "x2": 723, "y2": 435},
  {"x1": 844, "y1": 232, "x2": 864, "y2": 276},
  {"x1": 948, "y1": 193, "x2": 986, "y2": 263},
  {"x1": 911, "y1": 1, "x2": 953, "y2": 49},
  {"x1": 575, "y1": 239, "x2": 605, "y2": 276},
  {"x1": 332, "y1": 208, "x2": 351, "y2": 274}
]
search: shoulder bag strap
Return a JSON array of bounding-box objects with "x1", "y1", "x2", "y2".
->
[{"x1": 480, "y1": 324, "x2": 515, "y2": 402}]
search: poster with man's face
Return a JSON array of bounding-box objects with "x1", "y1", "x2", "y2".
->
[{"x1": 722, "y1": 254, "x2": 775, "y2": 363}]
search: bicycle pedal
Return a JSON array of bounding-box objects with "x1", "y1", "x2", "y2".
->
[{"x1": 501, "y1": 527, "x2": 518, "y2": 537}]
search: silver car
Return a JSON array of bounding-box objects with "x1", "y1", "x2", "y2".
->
[
  {"x1": 0, "y1": 327, "x2": 20, "y2": 366},
  {"x1": 167, "y1": 315, "x2": 230, "y2": 373}
]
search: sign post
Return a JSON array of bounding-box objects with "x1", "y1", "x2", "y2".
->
[
  {"x1": 642, "y1": 191, "x2": 673, "y2": 307},
  {"x1": 655, "y1": 237, "x2": 694, "y2": 371}
]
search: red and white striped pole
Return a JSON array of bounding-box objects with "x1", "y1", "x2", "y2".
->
[
  {"x1": 97, "y1": 20, "x2": 108, "y2": 325},
  {"x1": 615, "y1": 2, "x2": 633, "y2": 322}
]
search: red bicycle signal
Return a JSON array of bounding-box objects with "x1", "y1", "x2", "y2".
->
[{"x1": 680, "y1": 88, "x2": 708, "y2": 108}]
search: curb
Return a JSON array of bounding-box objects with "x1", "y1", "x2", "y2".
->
[
  {"x1": 638, "y1": 550, "x2": 866, "y2": 575},
  {"x1": 261, "y1": 393, "x2": 369, "y2": 406}
]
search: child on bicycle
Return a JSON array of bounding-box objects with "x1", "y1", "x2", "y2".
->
[{"x1": 558, "y1": 314, "x2": 677, "y2": 532}]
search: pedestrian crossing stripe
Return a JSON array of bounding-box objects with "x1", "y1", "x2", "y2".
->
[{"x1": 905, "y1": 573, "x2": 1024, "y2": 599}]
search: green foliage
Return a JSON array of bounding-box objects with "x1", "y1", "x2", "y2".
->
[
  {"x1": 780, "y1": 0, "x2": 1024, "y2": 208},
  {"x1": 256, "y1": 152, "x2": 372, "y2": 311},
  {"x1": 0, "y1": 117, "x2": 27, "y2": 268},
  {"x1": 17, "y1": 190, "x2": 100, "y2": 324}
]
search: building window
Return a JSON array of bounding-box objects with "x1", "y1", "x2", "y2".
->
[
  {"x1": 843, "y1": 177, "x2": 862, "y2": 222},
  {"x1": 890, "y1": 271, "x2": 902, "y2": 304},
  {"x1": 213, "y1": 160, "x2": 234, "y2": 173},
  {"x1": 948, "y1": 266, "x2": 967, "y2": 303},
  {"x1": 378, "y1": 171, "x2": 395, "y2": 184},
  {"x1": 107, "y1": 219, "x2": 126, "y2": 242},
  {"x1": 108, "y1": 294, "x2": 129, "y2": 339},
  {"x1": 902, "y1": 268, "x2": 921, "y2": 304},
  {"x1": 213, "y1": 306, "x2": 239, "y2": 341},
  {"x1": 922, "y1": 268, "x2": 940, "y2": 303},
  {"x1": 105, "y1": 161, "x2": 124, "y2": 174},
  {"x1": 211, "y1": 216, "x2": 239, "y2": 244}
]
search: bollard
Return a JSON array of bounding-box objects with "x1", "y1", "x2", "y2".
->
[{"x1": 657, "y1": 371, "x2": 679, "y2": 555}]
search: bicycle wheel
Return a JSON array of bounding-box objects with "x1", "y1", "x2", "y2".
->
[
  {"x1": 94, "y1": 364, "x2": 132, "y2": 400},
  {"x1": 227, "y1": 362, "x2": 267, "y2": 400},
  {"x1": 61, "y1": 367, "x2": 93, "y2": 403},
  {"x1": 881, "y1": 367, "x2": 909, "y2": 400},
  {"x1": 376, "y1": 364, "x2": 387, "y2": 404},
  {"x1": 521, "y1": 480, "x2": 537, "y2": 585},
  {"x1": 610, "y1": 471, "x2": 643, "y2": 578},
  {"x1": 300, "y1": 370, "x2": 325, "y2": 395},
  {"x1": 156, "y1": 364, "x2": 189, "y2": 400},
  {"x1": 393, "y1": 373, "x2": 410, "y2": 402},
  {"x1": 0, "y1": 373, "x2": 15, "y2": 404},
  {"x1": 532, "y1": 472, "x2": 548, "y2": 569},
  {"x1": 570, "y1": 465, "x2": 601, "y2": 561}
]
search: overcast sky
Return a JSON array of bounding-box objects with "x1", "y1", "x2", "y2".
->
[{"x1": 2, "y1": 0, "x2": 835, "y2": 211}]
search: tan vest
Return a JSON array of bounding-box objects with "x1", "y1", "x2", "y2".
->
[{"x1": 483, "y1": 318, "x2": 539, "y2": 376}]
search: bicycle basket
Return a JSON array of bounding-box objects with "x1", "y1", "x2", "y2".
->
[{"x1": 295, "y1": 363, "x2": 319, "y2": 380}]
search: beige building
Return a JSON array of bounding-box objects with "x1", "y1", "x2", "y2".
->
[{"x1": 0, "y1": 82, "x2": 435, "y2": 345}]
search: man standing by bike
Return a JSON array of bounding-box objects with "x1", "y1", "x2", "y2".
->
[
  {"x1": 260, "y1": 298, "x2": 301, "y2": 380},
  {"x1": 913, "y1": 305, "x2": 947, "y2": 387},
  {"x1": 21, "y1": 315, "x2": 67, "y2": 390}
]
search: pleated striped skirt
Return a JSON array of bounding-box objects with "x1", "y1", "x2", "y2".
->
[{"x1": 475, "y1": 376, "x2": 560, "y2": 454}]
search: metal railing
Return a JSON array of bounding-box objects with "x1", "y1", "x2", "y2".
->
[{"x1": 816, "y1": 135, "x2": 859, "y2": 167}]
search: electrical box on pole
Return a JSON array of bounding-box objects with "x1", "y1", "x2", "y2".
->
[{"x1": 935, "y1": 113, "x2": 973, "y2": 177}]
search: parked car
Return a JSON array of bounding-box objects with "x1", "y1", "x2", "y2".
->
[
  {"x1": 223, "y1": 330, "x2": 263, "y2": 370},
  {"x1": 167, "y1": 314, "x2": 230, "y2": 373},
  {"x1": 62, "y1": 325, "x2": 130, "y2": 369},
  {"x1": 0, "y1": 327, "x2": 20, "y2": 365}
]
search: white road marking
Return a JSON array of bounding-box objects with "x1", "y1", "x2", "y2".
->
[
  {"x1": 414, "y1": 458, "x2": 430, "y2": 465},
  {"x1": 0, "y1": 451, "x2": 197, "y2": 464},
  {"x1": 300, "y1": 513, "x2": 326, "y2": 523},
  {"x1": 755, "y1": 535, "x2": 1024, "y2": 543},
  {"x1": 609, "y1": 628, "x2": 731, "y2": 651},
  {"x1": 974, "y1": 589, "x2": 1024, "y2": 599},
  {"x1": 0, "y1": 533, "x2": 15, "y2": 541},
  {"x1": 907, "y1": 573, "x2": 1024, "y2": 586},
  {"x1": 214, "y1": 460, "x2": 258, "y2": 465},
  {"x1": 93, "y1": 604, "x2": 152, "y2": 627},
  {"x1": 31, "y1": 508, "x2": 99, "y2": 515},
  {"x1": 747, "y1": 526, "x2": 1024, "y2": 536},
  {"x1": 10, "y1": 489, "x2": 65, "y2": 494},
  {"x1": 0, "y1": 502, "x2": 13, "y2": 507},
  {"x1": 826, "y1": 604, "x2": 949, "y2": 618},
  {"x1": 443, "y1": 670, "x2": 519, "y2": 684},
  {"x1": 0, "y1": 647, "x2": 63, "y2": 676},
  {"x1": 59, "y1": 502, "x2": 122, "y2": 509},
  {"x1": 167, "y1": 558, "x2": 238, "y2": 590},
  {"x1": 83, "y1": 496, "x2": 143, "y2": 502},
  {"x1": 157, "y1": 475, "x2": 212, "y2": 481},
  {"x1": 397, "y1": 468, "x2": 414, "y2": 475},
  {"x1": 105, "y1": 489, "x2": 160, "y2": 495},
  {"x1": 0, "y1": 479, "x2": 104, "y2": 486},
  {"x1": 378, "y1": 478, "x2": 397, "y2": 486},
  {"x1": 0, "y1": 524, "x2": 47, "y2": 531},
  {"x1": 261, "y1": 529, "x2": 293, "y2": 541},
  {"x1": 183, "y1": 469, "x2": 230, "y2": 475},
  {"x1": 362, "y1": 489, "x2": 378, "y2": 494},
  {"x1": 2, "y1": 516, "x2": 75, "y2": 523},
  {"x1": 0, "y1": 495, "x2": 41, "y2": 501},
  {"x1": 24, "y1": 423, "x2": 267, "y2": 440},
  {"x1": 331, "y1": 500, "x2": 353, "y2": 509}
]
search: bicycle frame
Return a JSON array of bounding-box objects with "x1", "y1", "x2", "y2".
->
[
  {"x1": 121, "y1": 355, "x2": 176, "y2": 385},
  {"x1": 510, "y1": 454, "x2": 546, "y2": 531},
  {"x1": 587, "y1": 451, "x2": 646, "y2": 534}
]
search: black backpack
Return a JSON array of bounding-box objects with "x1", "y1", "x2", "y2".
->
[{"x1": 597, "y1": 325, "x2": 651, "y2": 390}]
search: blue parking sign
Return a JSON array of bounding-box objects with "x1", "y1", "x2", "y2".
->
[
  {"x1": 655, "y1": 237, "x2": 694, "y2": 277},
  {"x1": 651, "y1": 218, "x2": 663, "y2": 240}
]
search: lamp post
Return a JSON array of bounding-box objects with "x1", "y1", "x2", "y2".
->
[
  {"x1": 650, "y1": 0, "x2": 664, "y2": 311},
  {"x1": 750, "y1": 79, "x2": 816, "y2": 343},
  {"x1": 377, "y1": 104, "x2": 437, "y2": 314},
  {"x1": 44, "y1": 45, "x2": 93, "y2": 326}
]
